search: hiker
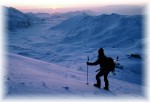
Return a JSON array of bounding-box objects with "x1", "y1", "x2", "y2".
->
[{"x1": 86, "y1": 48, "x2": 110, "y2": 90}]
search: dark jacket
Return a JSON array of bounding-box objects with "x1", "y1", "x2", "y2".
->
[{"x1": 88, "y1": 55, "x2": 107, "y2": 71}]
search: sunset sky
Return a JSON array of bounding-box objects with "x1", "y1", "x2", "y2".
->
[{"x1": 2, "y1": 0, "x2": 147, "y2": 13}]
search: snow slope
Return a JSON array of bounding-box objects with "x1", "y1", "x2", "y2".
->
[{"x1": 5, "y1": 53, "x2": 145, "y2": 98}]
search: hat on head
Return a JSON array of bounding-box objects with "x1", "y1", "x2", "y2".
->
[{"x1": 98, "y1": 48, "x2": 104, "y2": 54}]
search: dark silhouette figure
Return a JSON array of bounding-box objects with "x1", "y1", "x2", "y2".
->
[{"x1": 87, "y1": 48, "x2": 110, "y2": 90}]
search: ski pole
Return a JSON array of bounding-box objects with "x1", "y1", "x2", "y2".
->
[{"x1": 86, "y1": 56, "x2": 89, "y2": 84}]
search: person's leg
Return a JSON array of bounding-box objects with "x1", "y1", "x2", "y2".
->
[
  {"x1": 95, "y1": 71, "x2": 103, "y2": 88},
  {"x1": 104, "y1": 71, "x2": 109, "y2": 90}
]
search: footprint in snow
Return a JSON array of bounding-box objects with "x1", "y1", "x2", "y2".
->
[
  {"x1": 42, "y1": 83, "x2": 47, "y2": 88},
  {"x1": 20, "y1": 82, "x2": 25, "y2": 85},
  {"x1": 62, "y1": 87, "x2": 69, "y2": 91},
  {"x1": 7, "y1": 77, "x2": 10, "y2": 81}
]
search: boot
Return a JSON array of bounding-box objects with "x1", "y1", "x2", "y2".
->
[
  {"x1": 94, "y1": 84, "x2": 100, "y2": 88},
  {"x1": 103, "y1": 86, "x2": 109, "y2": 90}
]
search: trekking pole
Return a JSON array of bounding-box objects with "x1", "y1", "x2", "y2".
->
[{"x1": 86, "y1": 56, "x2": 89, "y2": 84}]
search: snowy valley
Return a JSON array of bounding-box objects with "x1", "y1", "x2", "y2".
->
[{"x1": 4, "y1": 7, "x2": 145, "y2": 98}]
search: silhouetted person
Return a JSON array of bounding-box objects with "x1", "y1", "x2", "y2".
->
[{"x1": 87, "y1": 48, "x2": 110, "y2": 90}]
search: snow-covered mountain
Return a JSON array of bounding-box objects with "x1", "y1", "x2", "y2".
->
[
  {"x1": 50, "y1": 10, "x2": 98, "y2": 18},
  {"x1": 5, "y1": 53, "x2": 144, "y2": 97},
  {"x1": 5, "y1": 7, "x2": 41, "y2": 30},
  {"x1": 49, "y1": 13, "x2": 143, "y2": 49},
  {"x1": 29, "y1": 10, "x2": 98, "y2": 22},
  {"x1": 33, "y1": 13, "x2": 51, "y2": 18}
]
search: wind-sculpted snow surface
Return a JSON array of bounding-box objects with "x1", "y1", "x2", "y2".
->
[{"x1": 5, "y1": 53, "x2": 145, "y2": 98}]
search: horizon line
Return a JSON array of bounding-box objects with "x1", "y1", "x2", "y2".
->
[{"x1": 4, "y1": 4, "x2": 145, "y2": 14}]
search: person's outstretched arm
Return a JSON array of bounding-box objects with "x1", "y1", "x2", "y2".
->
[{"x1": 87, "y1": 59, "x2": 99, "y2": 66}]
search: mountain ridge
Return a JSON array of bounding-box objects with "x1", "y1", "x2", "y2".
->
[{"x1": 49, "y1": 13, "x2": 143, "y2": 49}]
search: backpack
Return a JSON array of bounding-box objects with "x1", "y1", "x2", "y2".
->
[{"x1": 104, "y1": 57, "x2": 116, "y2": 73}]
